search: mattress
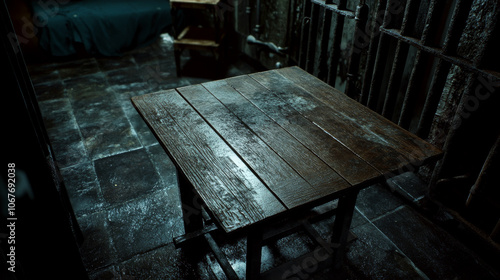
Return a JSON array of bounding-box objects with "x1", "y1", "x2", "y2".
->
[{"x1": 32, "y1": 0, "x2": 172, "y2": 56}]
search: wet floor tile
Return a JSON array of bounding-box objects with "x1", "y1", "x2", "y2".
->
[
  {"x1": 60, "y1": 162, "x2": 104, "y2": 217},
  {"x1": 81, "y1": 126, "x2": 141, "y2": 160},
  {"x1": 107, "y1": 190, "x2": 183, "y2": 261},
  {"x1": 146, "y1": 144, "x2": 177, "y2": 188},
  {"x1": 28, "y1": 63, "x2": 61, "y2": 84},
  {"x1": 117, "y1": 243, "x2": 213, "y2": 280},
  {"x1": 49, "y1": 131, "x2": 89, "y2": 168},
  {"x1": 346, "y1": 221, "x2": 428, "y2": 279},
  {"x1": 94, "y1": 148, "x2": 164, "y2": 206},
  {"x1": 38, "y1": 98, "x2": 79, "y2": 136},
  {"x1": 78, "y1": 211, "x2": 117, "y2": 271},
  {"x1": 355, "y1": 184, "x2": 405, "y2": 221},
  {"x1": 58, "y1": 58, "x2": 101, "y2": 80},
  {"x1": 65, "y1": 73, "x2": 108, "y2": 95},
  {"x1": 387, "y1": 171, "x2": 428, "y2": 200},
  {"x1": 122, "y1": 104, "x2": 159, "y2": 147},
  {"x1": 97, "y1": 55, "x2": 137, "y2": 72},
  {"x1": 34, "y1": 80, "x2": 65, "y2": 101},
  {"x1": 373, "y1": 206, "x2": 497, "y2": 280},
  {"x1": 87, "y1": 266, "x2": 120, "y2": 280}
]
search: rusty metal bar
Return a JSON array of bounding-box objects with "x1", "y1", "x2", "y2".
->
[
  {"x1": 420, "y1": 0, "x2": 448, "y2": 47},
  {"x1": 305, "y1": 2, "x2": 320, "y2": 73},
  {"x1": 298, "y1": 0, "x2": 312, "y2": 68},
  {"x1": 416, "y1": 59, "x2": 451, "y2": 138},
  {"x1": 360, "y1": 0, "x2": 386, "y2": 105},
  {"x1": 318, "y1": 6, "x2": 333, "y2": 81},
  {"x1": 380, "y1": 28, "x2": 500, "y2": 82},
  {"x1": 398, "y1": 50, "x2": 430, "y2": 129},
  {"x1": 313, "y1": 0, "x2": 355, "y2": 18},
  {"x1": 400, "y1": 0, "x2": 419, "y2": 36},
  {"x1": 366, "y1": 0, "x2": 404, "y2": 109},
  {"x1": 326, "y1": 10, "x2": 345, "y2": 86},
  {"x1": 345, "y1": 2, "x2": 369, "y2": 98},
  {"x1": 442, "y1": 0, "x2": 474, "y2": 55},
  {"x1": 380, "y1": 0, "x2": 419, "y2": 117},
  {"x1": 381, "y1": 40, "x2": 409, "y2": 118}
]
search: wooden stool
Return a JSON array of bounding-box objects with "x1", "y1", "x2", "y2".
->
[{"x1": 170, "y1": 0, "x2": 225, "y2": 76}]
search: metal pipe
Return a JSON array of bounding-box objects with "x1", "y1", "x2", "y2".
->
[{"x1": 246, "y1": 35, "x2": 288, "y2": 55}]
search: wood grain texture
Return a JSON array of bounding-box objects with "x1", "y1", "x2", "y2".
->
[
  {"x1": 132, "y1": 90, "x2": 286, "y2": 233},
  {"x1": 252, "y1": 67, "x2": 442, "y2": 176},
  {"x1": 238, "y1": 74, "x2": 382, "y2": 187},
  {"x1": 132, "y1": 67, "x2": 442, "y2": 234},
  {"x1": 177, "y1": 84, "x2": 313, "y2": 208},
  {"x1": 178, "y1": 83, "x2": 348, "y2": 209}
]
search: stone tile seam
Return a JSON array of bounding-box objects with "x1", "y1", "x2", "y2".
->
[{"x1": 354, "y1": 206, "x2": 430, "y2": 280}]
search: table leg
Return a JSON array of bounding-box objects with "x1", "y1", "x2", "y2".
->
[
  {"x1": 331, "y1": 190, "x2": 359, "y2": 270},
  {"x1": 246, "y1": 228, "x2": 263, "y2": 280},
  {"x1": 178, "y1": 171, "x2": 203, "y2": 233}
]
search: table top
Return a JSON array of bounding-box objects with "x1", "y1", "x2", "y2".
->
[{"x1": 132, "y1": 66, "x2": 442, "y2": 233}]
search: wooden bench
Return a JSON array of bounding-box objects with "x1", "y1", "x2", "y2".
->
[{"x1": 132, "y1": 66, "x2": 442, "y2": 279}]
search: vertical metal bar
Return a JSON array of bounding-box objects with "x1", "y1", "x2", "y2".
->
[
  {"x1": 326, "y1": 11, "x2": 345, "y2": 86},
  {"x1": 306, "y1": 2, "x2": 320, "y2": 73},
  {"x1": 366, "y1": 32, "x2": 390, "y2": 109},
  {"x1": 420, "y1": 0, "x2": 447, "y2": 46},
  {"x1": 384, "y1": 0, "x2": 435, "y2": 119},
  {"x1": 416, "y1": 59, "x2": 451, "y2": 138},
  {"x1": 318, "y1": 7, "x2": 333, "y2": 81},
  {"x1": 381, "y1": 40, "x2": 409, "y2": 119},
  {"x1": 398, "y1": 50, "x2": 429, "y2": 129},
  {"x1": 313, "y1": 4, "x2": 326, "y2": 77},
  {"x1": 442, "y1": 0, "x2": 474, "y2": 55},
  {"x1": 299, "y1": 0, "x2": 312, "y2": 68},
  {"x1": 360, "y1": 0, "x2": 386, "y2": 105},
  {"x1": 400, "y1": 0, "x2": 419, "y2": 36},
  {"x1": 475, "y1": 5, "x2": 500, "y2": 68},
  {"x1": 366, "y1": 0, "x2": 398, "y2": 109},
  {"x1": 345, "y1": 2, "x2": 369, "y2": 99}
]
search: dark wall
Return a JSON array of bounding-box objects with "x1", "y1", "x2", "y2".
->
[{"x1": 1, "y1": 1, "x2": 88, "y2": 279}]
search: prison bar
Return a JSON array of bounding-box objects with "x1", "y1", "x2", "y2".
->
[
  {"x1": 359, "y1": 0, "x2": 386, "y2": 105},
  {"x1": 317, "y1": 5, "x2": 333, "y2": 81},
  {"x1": 380, "y1": 0, "x2": 419, "y2": 118},
  {"x1": 305, "y1": 2, "x2": 320, "y2": 73},
  {"x1": 298, "y1": 0, "x2": 312, "y2": 69},
  {"x1": 344, "y1": 2, "x2": 369, "y2": 98}
]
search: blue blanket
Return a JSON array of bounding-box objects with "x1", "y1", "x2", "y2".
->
[{"x1": 32, "y1": 0, "x2": 171, "y2": 56}]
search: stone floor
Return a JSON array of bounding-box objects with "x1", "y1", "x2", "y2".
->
[{"x1": 28, "y1": 34, "x2": 499, "y2": 280}]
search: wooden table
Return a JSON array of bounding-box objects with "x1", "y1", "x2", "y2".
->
[{"x1": 132, "y1": 66, "x2": 442, "y2": 279}]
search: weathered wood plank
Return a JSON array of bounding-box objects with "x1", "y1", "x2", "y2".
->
[
  {"x1": 177, "y1": 84, "x2": 319, "y2": 208},
  {"x1": 258, "y1": 67, "x2": 442, "y2": 175},
  {"x1": 230, "y1": 74, "x2": 381, "y2": 187},
  {"x1": 206, "y1": 79, "x2": 348, "y2": 189},
  {"x1": 132, "y1": 90, "x2": 286, "y2": 233},
  {"x1": 179, "y1": 82, "x2": 349, "y2": 208},
  {"x1": 278, "y1": 67, "x2": 442, "y2": 161}
]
